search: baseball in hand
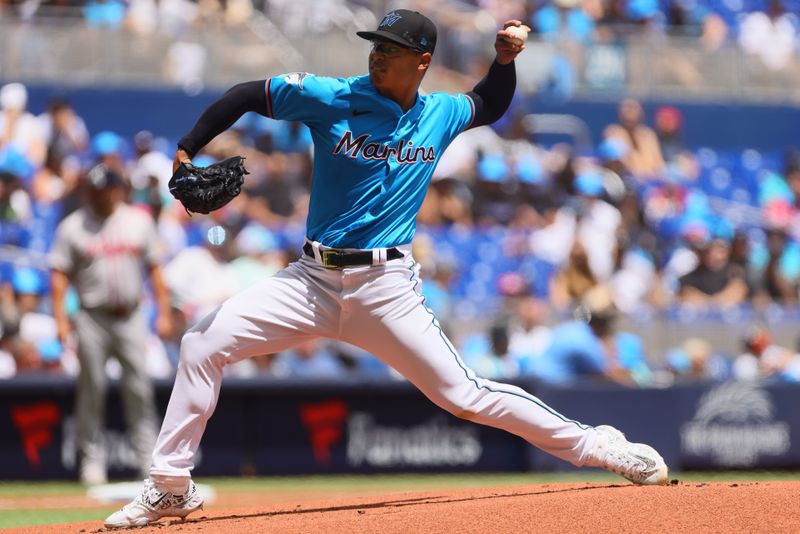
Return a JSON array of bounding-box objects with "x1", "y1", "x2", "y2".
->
[{"x1": 505, "y1": 25, "x2": 528, "y2": 47}]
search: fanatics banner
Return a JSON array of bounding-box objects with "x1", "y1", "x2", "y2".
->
[{"x1": 0, "y1": 377, "x2": 798, "y2": 479}]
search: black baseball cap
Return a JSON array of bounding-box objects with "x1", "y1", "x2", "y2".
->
[
  {"x1": 86, "y1": 163, "x2": 124, "y2": 189},
  {"x1": 357, "y1": 9, "x2": 437, "y2": 54}
]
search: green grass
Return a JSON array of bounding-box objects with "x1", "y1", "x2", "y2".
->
[
  {"x1": 0, "y1": 508, "x2": 118, "y2": 529},
  {"x1": 0, "y1": 472, "x2": 798, "y2": 528}
]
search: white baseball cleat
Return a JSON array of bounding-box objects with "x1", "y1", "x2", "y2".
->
[
  {"x1": 104, "y1": 478, "x2": 204, "y2": 528},
  {"x1": 585, "y1": 425, "x2": 669, "y2": 485}
]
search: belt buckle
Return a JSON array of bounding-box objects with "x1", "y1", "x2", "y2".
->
[{"x1": 321, "y1": 250, "x2": 339, "y2": 269}]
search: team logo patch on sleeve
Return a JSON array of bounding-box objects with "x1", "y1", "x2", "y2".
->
[{"x1": 284, "y1": 72, "x2": 312, "y2": 89}]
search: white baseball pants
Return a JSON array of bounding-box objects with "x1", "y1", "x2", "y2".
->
[{"x1": 149, "y1": 246, "x2": 598, "y2": 487}]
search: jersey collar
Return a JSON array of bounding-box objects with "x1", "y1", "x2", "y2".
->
[{"x1": 358, "y1": 75, "x2": 425, "y2": 121}]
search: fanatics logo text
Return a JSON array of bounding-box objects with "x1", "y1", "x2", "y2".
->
[{"x1": 333, "y1": 130, "x2": 435, "y2": 164}]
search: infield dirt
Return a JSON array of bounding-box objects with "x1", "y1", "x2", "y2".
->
[{"x1": 7, "y1": 480, "x2": 800, "y2": 533}]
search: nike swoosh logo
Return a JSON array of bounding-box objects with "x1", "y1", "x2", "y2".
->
[
  {"x1": 352, "y1": 109, "x2": 372, "y2": 116},
  {"x1": 148, "y1": 492, "x2": 170, "y2": 509},
  {"x1": 632, "y1": 453, "x2": 658, "y2": 473}
]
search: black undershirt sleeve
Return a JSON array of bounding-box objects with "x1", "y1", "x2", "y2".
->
[
  {"x1": 465, "y1": 60, "x2": 516, "y2": 129},
  {"x1": 178, "y1": 80, "x2": 268, "y2": 157}
]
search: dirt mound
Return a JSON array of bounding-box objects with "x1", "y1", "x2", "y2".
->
[{"x1": 10, "y1": 481, "x2": 800, "y2": 533}]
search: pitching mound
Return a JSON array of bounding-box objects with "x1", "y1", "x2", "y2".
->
[{"x1": 11, "y1": 481, "x2": 800, "y2": 533}]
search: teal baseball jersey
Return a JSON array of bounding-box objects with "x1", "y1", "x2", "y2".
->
[{"x1": 266, "y1": 72, "x2": 475, "y2": 249}]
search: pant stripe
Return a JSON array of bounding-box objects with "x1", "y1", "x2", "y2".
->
[{"x1": 407, "y1": 261, "x2": 590, "y2": 431}]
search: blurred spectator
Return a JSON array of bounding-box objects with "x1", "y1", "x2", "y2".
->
[
  {"x1": 699, "y1": 13, "x2": 729, "y2": 54},
  {"x1": 783, "y1": 167, "x2": 800, "y2": 213},
  {"x1": 574, "y1": 169, "x2": 621, "y2": 281},
  {"x1": 738, "y1": 0, "x2": 798, "y2": 72},
  {"x1": 329, "y1": 341, "x2": 395, "y2": 380},
  {"x1": 223, "y1": 0, "x2": 254, "y2": 26},
  {"x1": 49, "y1": 163, "x2": 173, "y2": 486},
  {"x1": 271, "y1": 120, "x2": 313, "y2": 155},
  {"x1": 550, "y1": 239, "x2": 598, "y2": 311},
  {"x1": 597, "y1": 137, "x2": 633, "y2": 181},
  {"x1": 157, "y1": 0, "x2": 199, "y2": 36},
  {"x1": 507, "y1": 294, "x2": 552, "y2": 362},
  {"x1": 643, "y1": 168, "x2": 690, "y2": 241},
  {"x1": 83, "y1": 0, "x2": 127, "y2": 30},
  {"x1": 126, "y1": 0, "x2": 159, "y2": 35},
  {"x1": 226, "y1": 223, "x2": 288, "y2": 292},
  {"x1": 11, "y1": 268, "x2": 62, "y2": 369},
  {"x1": 750, "y1": 227, "x2": 799, "y2": 306},
  {"x1": 610, "y1": 248, "x2": 656, "y2": 314},
  {"x1": 129, "y1": 130, "x2": 172, "y2": 219},
  {"x1": 527, "y1": 285, "x2": 652, "y2": 386},
  {"x1": 421, "y1": 259, "x2": 457, "y2": 329},
  {"x1": 411, "y1": 231, "x2": 458, "y2": 330},
  {"x1": 678, "y1": 237, "x2": 748, "y2": 309},
  {"x1": 271, "y1": 338, "x2": 348, "y2": 379},
  {"x1": 0, "y1": 83, "x2": 46, "y2": 168},
  {"x1": 0, "y1": 168, "x2": 33, "y2": 234},
  {"x1": 663, "y1": 0, "x2": 697, "y2": 36},
  {"x1": 624, "y1": 0, "x2": 660, "y2": 28},
  {"x1": 666, "y1": 337, "x2": 730, "y2": 382},
  {"x1": 462, "y1": 322, "x2": 519, "y2": 380},
  {"x1": 729, "y1": 230, "x2": 751, "y2": 277},
  {"x1": 0, "y1": 340, "x2": 15, "y2": 378},
  {"x1": 526, "y1": 198, "x2": 576, "y2": 265},
  {"x1": 733, "y1": 325, "x2": 800, "y2": 382},
  {"x1": 433, "y1": 125, "x2": 501, "y2": 183},
  {"x1": 241, "y1": 158, "x2": 307, "y2": 226},
  {"x1": 163, "y1": 37, "x2": 208, "y2": 94},
  {"x1": 603, "y1": 99, "x2": 665, "y2": 180},
  {"x1": 30, "y1": 148, "x2": 78, "y2": 213},
  {"x1": 91, "y1": 131, "x2": 127, "y2": 174},
  {"x1": 37, "y1": 96, "x2": 89, "y2": 164},
  {"x1": 617, "y1": 189, "x2": 659, "y2": 262},
  {"x1": 532, "y1": 0, "x2": 596, "y2": 44},
  {"x1": 659, "y1": 219, "x2": 708, "y2": 296},
  {"x1": 418, "y1": 177, "x2": 474, "y2": 227},
  {"x1": 654, "y1": 106, "x2": 685, "y2": 163},
  {"x1": 0, "y1": 267, "x2": 64, "y2": 376},
  {"x1": 472, "y1": 153, "x2": 516, "y2": 225},
  {"x1": 163, "y1": 223, "x2": 238, "y2": 324}
]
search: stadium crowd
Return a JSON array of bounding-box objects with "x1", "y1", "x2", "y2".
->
[
  {"x1": 3, "y1": 0, "x2": 799, "y2": 38},
  {"x1": 1, "y1": 77, "x2": 799, "y2": 387},
  {"x1": 3, "y1": 0, "x2": 800, "y2": 91},
  {"x1": 2, "y1": 1, "x2": 800, "y2": 385}
]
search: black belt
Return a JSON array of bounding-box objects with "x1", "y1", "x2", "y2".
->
[
  {"x1": 87, "y1": 304, "x2": 139, "y2": 318},
  {"x1": 303, "y1": 242, "x2": 403, "y2": 268}
]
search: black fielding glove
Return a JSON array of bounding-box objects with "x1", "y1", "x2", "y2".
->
[{"x1": 168, "y1": 156, "x2": 249, "y2": 215}]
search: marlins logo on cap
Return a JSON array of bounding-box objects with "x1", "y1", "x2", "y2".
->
[
  {"x1": 357, "y1": 9, "x2": 437, "y2": 54},
  {"x1": 381, "y1": 12, "x2": 403, "y2": 27}
]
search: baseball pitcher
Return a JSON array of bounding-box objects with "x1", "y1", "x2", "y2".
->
[{"x1": 106, "y1": 10, "x2": 668, "y2": 528}]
